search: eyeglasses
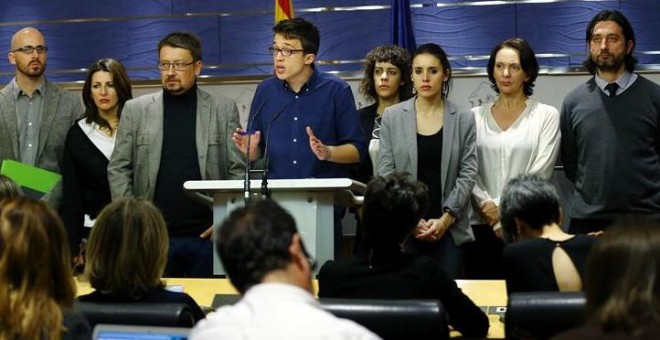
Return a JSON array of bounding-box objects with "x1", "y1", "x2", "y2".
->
[
  {"x1": 157, "y1": 61, "x2": 196, "y2": 71},
  {"x1": 268, "y1": 47, "x2": 304, "y2": 57},
  {"x1": 307, "y1": 254, "x2": 318, "y2": 271},
  {"x1": 300, "y1": 241, "x2": 318, "y2": 271},
  {"x1": 12, "y1": 45, "x2": 48, "y2": 54}
]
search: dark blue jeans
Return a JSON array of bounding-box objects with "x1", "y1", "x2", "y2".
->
[{"x1": 164, "y1": 236, "x2": 213, "y2": 278}]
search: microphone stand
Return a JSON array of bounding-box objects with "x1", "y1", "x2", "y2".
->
[
  {"x1": 261, "y1": 103, "x2": 288, "y2": 200},
  {"x1": 261, "y1": 149, "x2": 271, "y2": 200},
  {"x1": 243, "y1": 100, "x2": 266, "y2": 204},
  {"x1": 244, "y1": 132, "x2": 252, "y2": 204}
]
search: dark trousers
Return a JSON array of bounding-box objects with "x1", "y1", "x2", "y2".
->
[
  {"x1": 463, "y1": 224, "x2": 505, "y2": 279},
  {"x1": 165, "y1": 236, "x2": 213, "y2": 278}
]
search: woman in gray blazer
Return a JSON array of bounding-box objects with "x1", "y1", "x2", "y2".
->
[{"x1": 377, "y1": 43, "x2": 477, "y2": 278}]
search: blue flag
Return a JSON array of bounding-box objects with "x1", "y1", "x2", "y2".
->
[{"x1": 391, "y1": 0, "x2": 417, "y2": 53}]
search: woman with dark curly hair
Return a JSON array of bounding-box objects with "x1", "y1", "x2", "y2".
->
[
  {"x1": 352, "y1": 45, "x2": 413, "y2": 183},
  {"x1": 351, "y1": 46, "x2": 413, "y2": 254}
]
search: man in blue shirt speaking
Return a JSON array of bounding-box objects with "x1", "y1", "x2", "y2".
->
[
  {"x1": 233, "y1": 17, "x2": 366, "y2": 257},
  {"x1": 233, "y1": 17, "x2": 365, "y2": 179}
]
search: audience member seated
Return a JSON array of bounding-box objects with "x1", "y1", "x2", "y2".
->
[
  {"x1": 190, "y1": 200, "x2": 380, "y2": 340},
  {"x1": 0, "y1": 197, "x2": 90, "y2": 339},
  {"x1": 78, "y1": 197, "x2": 205, "y2": 322},
  {"x1": 317, "y1": 173, "x2": 489, "y2": 338},
  {"x1": 500, "y1": 174, "x2": 597, "y2": 294},
  {"x1": 0, "y1": 174, "x2": 22, "y2": 199},
  {"x1": 553, "y1": 218, "x2": 660, "y2": 339}
]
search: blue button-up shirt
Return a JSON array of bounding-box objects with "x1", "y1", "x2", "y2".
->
[
  {"x1": 594, "y1": 70, "x2": 637, "y2": 97},
  {"x1": 248, "y1": 67, "x2": 366, "y2": 179}
]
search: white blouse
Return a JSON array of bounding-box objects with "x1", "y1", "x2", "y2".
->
[
  {"x1": 78, "y1": 119, "x2": 116, "y2": 160},
  {"x1": 469, "y1": 99, "x2": 560, "y2": 226}
]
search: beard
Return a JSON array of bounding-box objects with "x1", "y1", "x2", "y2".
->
[
  {"x1": 17, "y1": 60, "x2": 46, "y2": 78},
  {"x1": 590, "y1": 50, "x2": 626, "y2": 73}
]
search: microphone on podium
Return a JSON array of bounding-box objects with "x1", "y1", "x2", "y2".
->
[
  {"x1": 243, "y1": 100, "x2": 266, "y2": 204},
  {"x1": 261, "y1": 103, "x2": 289, "y2": 200}
]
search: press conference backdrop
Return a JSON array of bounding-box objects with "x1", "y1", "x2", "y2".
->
[
  {"x1": 1, "y1": 0, "x2": 659, "y2": 83},
  {"x1": 127, "y1": 73, "x2": 660, "y2": 130},
  {"x1": 126, "y1": 72, "x2": 660, "y2": 233},
  {"x1": 2, "y1": 0, "x2": 659, "y2": 232}
]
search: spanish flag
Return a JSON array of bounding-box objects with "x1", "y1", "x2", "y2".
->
[{"x1": 275, "y1": 0, "x2": 294, "y2": 23}]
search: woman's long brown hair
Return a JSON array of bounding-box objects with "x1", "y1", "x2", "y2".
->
[{"x1": 0, "y1": 197, "x2": 76, "y2": 340}]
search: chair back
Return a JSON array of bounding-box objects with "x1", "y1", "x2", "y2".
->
[
  {"x1": 320, "y1": 298, "x2": 448, "y2": 340},
  {"x1": 77, "y1": 302, "x2": 195, "y2": 328},
  {"x1": 506, "y1": 292, "x2": 586, "y2": 339}
]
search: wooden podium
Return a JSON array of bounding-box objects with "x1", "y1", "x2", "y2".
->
[{"x1": 184, "y1": 178, "x2": 364, "y2": 276}]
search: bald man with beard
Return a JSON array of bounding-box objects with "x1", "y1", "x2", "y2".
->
[{"x1": 0, "y1": 27, "x2": 82, "y2": 208}]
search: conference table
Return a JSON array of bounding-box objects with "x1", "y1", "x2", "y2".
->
[{"x1": 76, "y1": 278, "x2": 507, "y2": 339}]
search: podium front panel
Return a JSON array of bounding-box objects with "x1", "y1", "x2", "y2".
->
[{"x1": 212, "y1": 191, "x2": 334, "y2": 276}]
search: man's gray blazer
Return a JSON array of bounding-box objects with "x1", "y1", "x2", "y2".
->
[
  {"x1": 0, "y1": 79, "x2": 82, "y2": 207},
  {"x1": 108, "y1": 88, "x2": 245, "y2": 200},
  {"x1": 377, "y1": 97, "x2": 478, "y2": 245}
]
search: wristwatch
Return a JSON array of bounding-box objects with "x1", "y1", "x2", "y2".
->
[{"x1": 443, "y1": 207, "x2": 459, "y2": 220}]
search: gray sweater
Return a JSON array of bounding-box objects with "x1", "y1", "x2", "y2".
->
[{"x1": 560, "y1": 75, "x2": 660, "y2": 219}]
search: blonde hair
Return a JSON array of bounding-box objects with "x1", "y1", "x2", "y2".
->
[
  {"x1": 84, "y1": 198, "x2": 169, "y2": 299},
  {"x1": 0, "y1": 175, "x2": 22, "y2": 200},
  {"x1": 0, "y1": 197, "x2": 75, "y2": 340}
]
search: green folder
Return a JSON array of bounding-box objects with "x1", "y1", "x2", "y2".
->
[{"x1": 0, "y1": 159, "x2": 61, "y2": 197}]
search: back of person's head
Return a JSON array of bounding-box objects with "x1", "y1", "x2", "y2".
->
[
  {"x1": 218, "y1": 199, "x2": 307, "y2": 294},
  {"x1": 0, "y1": 174, "x2": 23, "y2": 199},
  {"x1": 158, "y1": 32, "x2": 203, "y2": 62},
  {"x1": 362, "y1": 173, "x2": 428, "y2": 251},
  {"x1": 360, "y1": 45, "x2": 413, "y2": 102},
  {"x1": 273, "y1": 17, "x2": 320, "y2": 55},
  {"x1": 585, "y1": 218, "x2": 660, "y2": 334},
  {"x1": 500, "y1": 174, "x2": 561, "y2": 240},
  {"x1": 84, "y1": 198, "x2": 168, "y2": 299},
  {"x1": 0, "y1": 197, "x2": 75, "y2": 340},
  {"x1": 583, "y1": 10, "x2": 637, "y2": 74}
]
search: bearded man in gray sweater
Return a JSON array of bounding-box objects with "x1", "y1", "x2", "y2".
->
[{"x1": 560, "y1": 10, "x2": 660, "y2": 234}]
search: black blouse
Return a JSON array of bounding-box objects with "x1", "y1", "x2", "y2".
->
[
  {"x1": 417, "y1": 128, "x2": 443, "y2": 219},
  {"x1": 61, "y1": 120, "x2": 113, "y2": 255},
  {"x1": 318, "y1": 251, "x2": 489, "y2": 338},
  {"x1": 77, "y1": 287, "x2": 206, "y2": 322},
  {"x1": 503, "y1": 235, "x2": 597, "y2": 294}
]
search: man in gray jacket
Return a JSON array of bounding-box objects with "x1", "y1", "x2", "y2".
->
[
  {"x1": 108, "y1": 32, "x2": 244, "y2": 277},
  {"x1": 0, "y1": 27, "x2": 82, "y2": 208}
]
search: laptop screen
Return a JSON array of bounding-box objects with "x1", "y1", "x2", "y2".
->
[{"x1": 93, "y1": 324, "x2": 190, "y2": 340}]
